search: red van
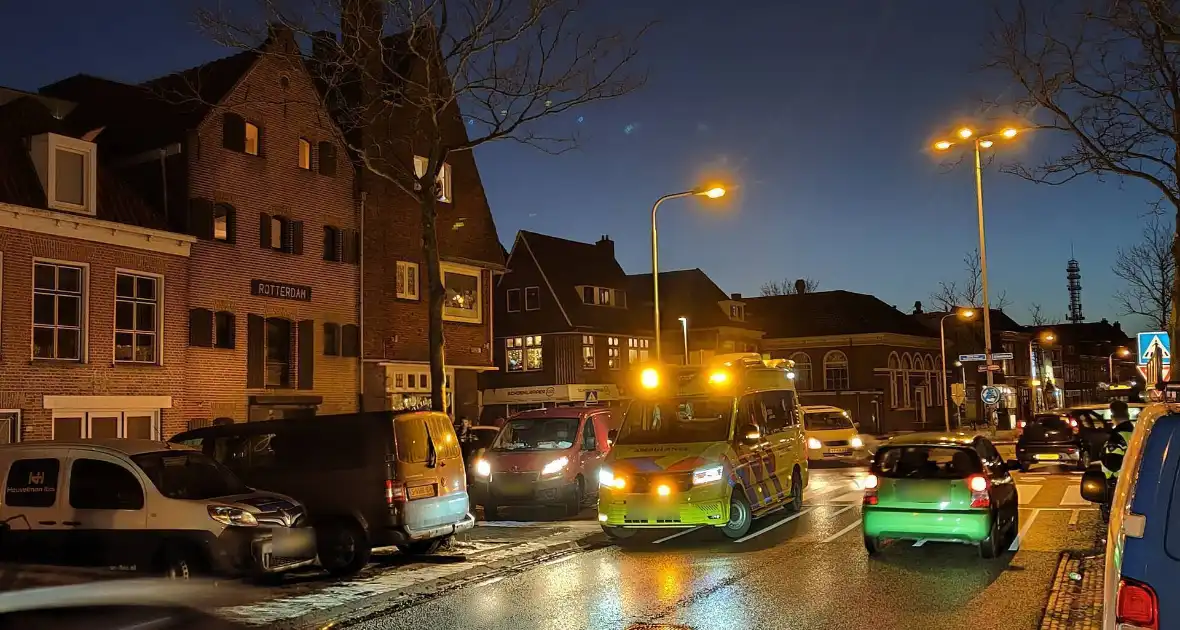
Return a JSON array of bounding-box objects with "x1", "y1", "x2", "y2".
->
[{"x1": 469, "y1": 407, "x2": 615, "y2": 519}]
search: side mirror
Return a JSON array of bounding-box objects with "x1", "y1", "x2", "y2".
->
[
  {"x1": 1080, "y1": 469, "x2": 1109, "y2": 504},
  {"x1": 1006, "y1": 459, "x2": 1022, "y2": 471},
  {"x1": 742, "y1": 423, "x2": 761, "y2": 444},
  {"x1": 607, "y1": 429, "x2": 618, "y2": 443}
]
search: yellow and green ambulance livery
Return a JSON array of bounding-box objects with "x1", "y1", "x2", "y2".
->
[{"x1": 597, "y1": 353, "x2": 808, "y2": 540}]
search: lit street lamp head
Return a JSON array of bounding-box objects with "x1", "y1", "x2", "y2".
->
[
  {"x1": 1001, "y1": 128, "x2": 1018, "y2": 139},
  {"x1": 933, "y1": 140, "x2": 952, "y2": 151},
  {"x1": 697, "y1": 186, "x2": 726, "y2": 199},
  {"x1": 957, "y1": 127, "x2": 973, "y2": 139},
  {"x1": 958, "y1": 308, "x2": 976, "y2": 319},
  {"x1": 979, "y1": 140, "x2": 994, "y2": 149}
]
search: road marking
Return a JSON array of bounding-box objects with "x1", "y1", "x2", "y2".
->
[
  {"x1": 1017, "y1": 485, "x2": 1041, "y2": 505},
  {"x1": 822, "y1": 517, "x2": 863, "y2": 543},
  {"x1": 653, "y1": 527, "x2": 701, "y2": 544},
  {"x1": 828, "y1": 505, "x2": 856, "y2": 518},
  {"x1": 1069, "y1": 509, "x2": 1080, "y2": 526},
  {"x1": 912, "y1": 539, "x2": 927, "y2": 547},
  {"x1": 1060, "y1": 485, "x2": 1089, "y2": 506},
  {"x1": 829, "y1": 490, "x2": 867, "y2": 504},
  {"x1": 1010, "y1": 508, "x2": 1040, "y2": 551},
  {"x1": 734, "y1": 508, "x2": 814, "y2": 543}
]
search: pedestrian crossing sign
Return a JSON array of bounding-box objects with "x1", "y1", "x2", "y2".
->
[
  {"x1": 1137, "y1": 331, "x2": 1171, "y2": 366},
  {"x1": 584, "y1": 390, "x2": 599, "y2": 404}
]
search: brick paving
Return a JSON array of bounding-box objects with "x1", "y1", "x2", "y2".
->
[{"x1": 1040, "y1": 552, "x2": 1104, "y2": 630}]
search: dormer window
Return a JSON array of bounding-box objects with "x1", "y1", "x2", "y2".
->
[
  {"x1": 30, "y1": 133, "x2": 97, "y2": 216},
  {"x1": 730, "y1": 304, "x2": 744, "y2": 321},
  {"x1": 578, "y1": 285, "x2": 626, "y2": 307}
]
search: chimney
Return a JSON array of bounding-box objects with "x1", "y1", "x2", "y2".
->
[
  {"x1": 730, "y1": 293, "x2": 741, "y2": 300},
  {"x1": 912, "y1": 300, "x2": 923, "y2": 315},
  {"x1": 595, "y1": 235, "x2": 614, "y2": 259},
  {"x1": 794, "y1": 279, "x2": 807, "y2": 295},
  {"x1": 266, "y1": 22, "x2": 297, "y2": 53}
]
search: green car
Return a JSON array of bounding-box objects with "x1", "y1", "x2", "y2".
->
[{"x1": 862, "y1": 433, "x2": 1020, "y2": 558}]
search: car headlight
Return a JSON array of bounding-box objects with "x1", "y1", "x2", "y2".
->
[
  {"x1": 541, "y1": 456, "x2": 569, "y2": 477},
  {"x1": 692, "y1": 465, "x2": 724, "y2": 485},
  {"x1": 850, "y1": 436, "x2": 864, "y2": 449},
  {"x1": 807, "y1": 437, "x2": 822, "y2": 449},
  {"x1": 475, "y1": 459, "x2": 491, "y2": 477},
  {"x1": 208, "y1": 505, "x2": 258, "y2": 527},
  {"x1": 599, "y1": 468, "x2": 615, "y2": 486}
]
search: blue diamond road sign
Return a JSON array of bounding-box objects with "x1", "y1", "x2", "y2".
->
[{"x1": 1137, "y1": 331, "x2": 1171, "y2": 366}]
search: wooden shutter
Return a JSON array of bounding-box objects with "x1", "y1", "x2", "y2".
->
[
  {"x1": 291, "y1": 220, "x2": 304, "y2": 255},
  {"x1": 297, "y1": 319, "x2": 315, "y2": 390},
  {"x1": 189, "y1": 308, "x2": 213, "y2": 347},
  {"x1": 318, "y1": 141, "x2": 337, "y2": 176},
  {"x1": 222, "y1": 113, "x2": 246, "y2": 152},
  {"x1": 216, "y1": 311, "x2": 237, "y2": 349},
  {"x1": 323, "y1": 226, "x2": 336, "y2": 261},
  {"x1": 187, "y1": 198, "x2": 214, "y2": 240},
  {"x1": 341, "y1": 324, "x2": 360, "y2": 357},
  {"x1": 246, "y1": 314, "x2": 265, "y2": 388},
  {"x1": 342, "y1": 229, "x2": 360, "y2": 264},
  {"x1": 259, "y1": 212, "x2": 272, "y2": 249}
]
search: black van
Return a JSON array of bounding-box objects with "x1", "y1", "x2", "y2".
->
[{"x1": 171, "y1": 411, "x2": 473, "y2": 576}]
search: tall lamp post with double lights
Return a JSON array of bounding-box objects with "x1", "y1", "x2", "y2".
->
[
  {"x1": 651, "y1": 186, "x2": 726, "y2": 361},
  {"x1": 933, "y1": 126, "x2": 1020, "y2": 430},
  {"x1": 940, "y1": 307, "x2": 976, "y2": 431}
]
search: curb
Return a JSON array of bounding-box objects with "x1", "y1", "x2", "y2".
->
[
  {"x1": 257, "y1": 533, "x2": 608, "y2": 630},
  {"x1": 1039, "y1": 551, "x2": 1103, "y2": 630}
]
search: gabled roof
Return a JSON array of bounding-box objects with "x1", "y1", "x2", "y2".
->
[
  {"x1": 0, "y1": 96, "x2": 168, "y2": 230},
  {"x1": 627, "y1": 269, "x2": 761, "y2": 331},
  {"x1": 746, "y1": 290, "x2": 937, "y2": 339},
  {"x1": 1030, "y1": 320, "x2": 1133, "y2": 345},
  {"x1": 518, "y1": 231, "x2": 649, "y2": 334},
  {"x1": 914, "y1": 309, "x2": 1029, "y2": 335}
]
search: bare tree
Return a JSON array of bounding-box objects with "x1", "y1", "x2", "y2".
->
[
  {"x1": 759, "y1": 277, "x2": 820, "y2": 297},
  {"x1": 1114, "y1": 215, "x2": 1176, "y2": 330},
  {"x1": 930, "y1": 249, "x2": 1012, "y2": 311},
  {"x1": 1029, "y1": 302, "x2": 1062, "y2": 326},
  {"x1": 986, "y1": 0, "x2": 1180, "y2": 360},
  {"x1": 195, "y1": 0, "x2": 647, "y2": 410}
]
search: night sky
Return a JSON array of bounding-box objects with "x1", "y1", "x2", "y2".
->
[{"x1": 0, "y1": 0, "x2": 1161, "y2": 333}]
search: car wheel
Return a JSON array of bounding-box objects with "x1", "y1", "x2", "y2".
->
[
  {"x1": 398, "y1": 535, "x2": 451, "y2": 555},
  {"x1": 565, "y1": 476, "x2": 585, "y2": 517},
  {"x1": 317, "y1": 520, "x2": 371, "y2": 576},
  {"x1": 978, "y1": 517, "x2": 1001, "y2": 559},
  {"x1": 160, "y1": 545, "x2": 202, "y2": 580},
  {"x1": 788, "y1": 469, "x2": 803, "y2": 512},
  {"x1": 864, "y1": 535, "x2": 881, "y2": 555},
  {"x1": 1018, "y1": 461, "x2": 1030, "y2": 473},
  {"x1": 721, "y1": 489, "x2": 753, "y2": 540},
  {"x1": 482, "y1": 504, "x2": 500, "y2": 521}
]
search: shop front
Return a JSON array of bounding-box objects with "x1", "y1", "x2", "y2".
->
[{"x1": 480, "y1": 383, "x2": 624, "y2": 424}]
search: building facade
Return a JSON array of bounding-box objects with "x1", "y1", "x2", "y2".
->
[
  {"x1": 0, "y1": 91, "x2": 195, "y2": 440},
  {"x1": 1030, "y1": 320, "x2": 1135, "y2": 408},
  {"x1": 747, "y1": 290, "x2": 945, "y2": 434},
  {"x1": 480, "y1": 232, "x2": 652, "y2": 422},
  {"x1": 44, "y1": 30, "x2": 362, "y2": 428}
]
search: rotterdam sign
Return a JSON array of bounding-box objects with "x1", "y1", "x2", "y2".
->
[{"x1": 251, "y1": 280, "x2": 312, "y2": 302}]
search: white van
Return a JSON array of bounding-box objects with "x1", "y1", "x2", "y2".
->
[
  {"x1": 0, "y1": 439, "x2": 317, "y2": 578},
  {"x1": 801, "y1": 405, "x2": 866, "y2": 462}
]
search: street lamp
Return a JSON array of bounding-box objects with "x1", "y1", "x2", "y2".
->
[
  {"x1": 933, "y1": 126, "x2": 1022, "y2": 426},
  {"x1": 651, "y1": 185, "x2": 727, "y2": 361},
  {"x1": 940, "y1": 307, "x2": 976, "y2": 431},
  {"x1": 678, "y1": 316, "x2": 689, "y2": 364},
  {"x1": 1109, "y1": 347, "x2": 1131, "y2": 383}
]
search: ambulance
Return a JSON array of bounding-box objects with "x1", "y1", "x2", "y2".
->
[{"x1": 597, "y1": 353, "x2": 809, "y2": 540}]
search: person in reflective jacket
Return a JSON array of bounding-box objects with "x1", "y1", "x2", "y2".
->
[{"x1": 1101, "y1": 400, "x2": 1134, "y2": 482}]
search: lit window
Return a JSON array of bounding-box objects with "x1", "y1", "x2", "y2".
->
[
  {"x1": 396, "y1": 261, "x2": 420, "y2": 300},
  {"x1": 298, "y1": 138, "x2": 311, "y2": 170},
  {"x1": 442, "y1": 263, "x2": 481, "y2": 323},
  {"x1": 32, "y1": 262, "x2": 83, "y2": 361},
  {"x1": 245, "y1": 122, "x2": 260, "y2": 156},
  {"x1": 114, "y1": 273, "x2": 159, "y2": 364},
  {"x1": 212, "y1": 203, "x2": 233, "y2": 242},
  {"x1": 413, "y1": 156, "x2": 453, "y2": 202},
  {"x1": 599, "y1": 288, "x2": 612, "y2": 306},
  {"x1": 270, "y1": 216, "x2": 285, "y2": 250},
  {"x1": 582, "y1": 335, "x2": 596, "y2": 369},
  {"x1": 607, "y1": 337, "x2": 620, "y2": 369},
  {"x1": 507, "y1": 336, "x2": 542, "y2": 372},
  {"x1": 525, "y1": 335, "x2": 542, "y2": 371}
]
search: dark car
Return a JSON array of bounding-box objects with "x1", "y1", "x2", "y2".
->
[{"x1": 1015, "y1": 412, "x2": 1105, "y2": 471}]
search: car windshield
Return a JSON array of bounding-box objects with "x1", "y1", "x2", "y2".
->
[
  {"x1": 805, "y1": 411, "x2": 853, "y2": 430},
  {"x1": 616, "y1": 396, "x2": 732, "y2": 445},
  {"x1": 491, "y1": 417, "x2": 579, "y2": 451},
  {"x1": 132, "y1": 450, "x2": 251, "y2": 500},
  {"x1": 872, "y1": 446, "x2": 983, "y2": 479}
]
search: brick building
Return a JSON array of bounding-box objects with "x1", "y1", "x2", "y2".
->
[
  {"x1": 747, "y1": 289, "x2": 945, "y2": 434},
  {"x1": 43, "y1": 29, "x2": 362, "y2": 427},
  {"x1": 626, "y1": 268, "x2": 763, "y2": 364},
  {"x1": 480, "y1": 232, "x2": 652, "y2": 421},
  {"x1": 0, "y1": 89, "x2": 194, "y2": 441},
  {"x1": 1030, "y1": 320, "x2": 1135, "y2": 409}
]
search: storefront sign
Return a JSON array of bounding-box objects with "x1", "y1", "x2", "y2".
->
[
  {"x1": 483, "y1": 384, "x2": 622, "y2": 405},
  {"x1": 251, "y1": 280, "x2": 312, "y2": 302}
]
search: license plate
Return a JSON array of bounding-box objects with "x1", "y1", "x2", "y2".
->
[
  {"x1": 408, "y1": 484, "x2": 437, "y2": 500},
  {"x1": 1036, "y1": 453, "x2": 1060, "y2": 461},
  {"x1": 829, "y1": 449, "x2": 852, "y2": 455}
]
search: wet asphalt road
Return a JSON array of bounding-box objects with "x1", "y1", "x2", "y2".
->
[{"x1": 347, "y1": 463, "x2": 1102, "y2": 630}]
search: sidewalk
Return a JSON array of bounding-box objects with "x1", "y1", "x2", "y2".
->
[{"x1": 1040, "y1": 552, "x2": 1103, "y2": 630}]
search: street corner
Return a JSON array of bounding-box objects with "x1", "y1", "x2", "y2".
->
[{"x1": 213, "y1": 519, "x2": 606, "y2": 629}]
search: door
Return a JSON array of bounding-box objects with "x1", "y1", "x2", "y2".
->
[
  {"x1": 1075, "y1": 411, "x2": 1109, "y2": 459},
  {"x1": 736, "y1": 394, "x2": 776, "y2": 509},
  {"x1": 915, "y1": 388, "x2": 928, "y2": 425},
  {"x1": 761, "y1": 389, "x2": 804, "y2": 501},
  {"x1": 62, "y1": 451, "x2": 149, "y2": 569},
  {"x1": 579, "y1": 415, "x2": 607, "y2": 498},
  {"x1": 975, "y1": 438, "x2": 1018, "y2": 525},
  {"x1": 0, "y1": 453, "x2": 68, "y2": 564}
]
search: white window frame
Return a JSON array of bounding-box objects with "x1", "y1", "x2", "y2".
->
[
  {"x1": 30, "y1": 133, "x2": 98, "y2": 216},
  {"x1": 0, "y1": 410, "x2": 20, "y2": 444},
  {"x1": 790, "y1": 352, "x2": 812, "y2": 391},
  {"x1": 506, "y1": 288, "x2": 522, "y2": 312},
  {"x1": 441, "y1": 262, "x2": 482, "y2": 324},
  {"x1": 113, "y1": 269, "x2": 164, "y2": 365},
  {"x1": 505, "y1": 335, "x2": 543, "y2": 372},
  {"x1": 396, "y1": 261, "x2": 420, "y2": 300},
  {"x1": 823, "y1": 350, "x2": 850, "y2": 391},
  {"x1": 31, "y1": 258, "x2": 89, "y2": 362},
  {"x1": 413, "y1": 156, "x2": 453, "y2": 203},
  {"x1": 524, "y1": 286, "x2": 540, "y2": 311},
  {"x1": 607, "y1": 336, "x2": 621, "y2": 369},
  {"x1": 50, "y1": 409, "x2": 161, "y2": 441}
]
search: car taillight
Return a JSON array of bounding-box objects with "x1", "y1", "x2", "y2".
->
[
  {"x1": 863, "y1": 474, "x2": 879, "y2": 506},
  {"x1": 385, "y1": 479, "x2": 407, "y2": 505},
  {"x1": 1019, "y1": 421, "x2": 1026, "y2": 428},
  {"x1": 968, "y1": 474, "x2": 990, "y2": 508},
  {"x1": 1117, "y1": 577, "x2": 1158, "y2": 629}
]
